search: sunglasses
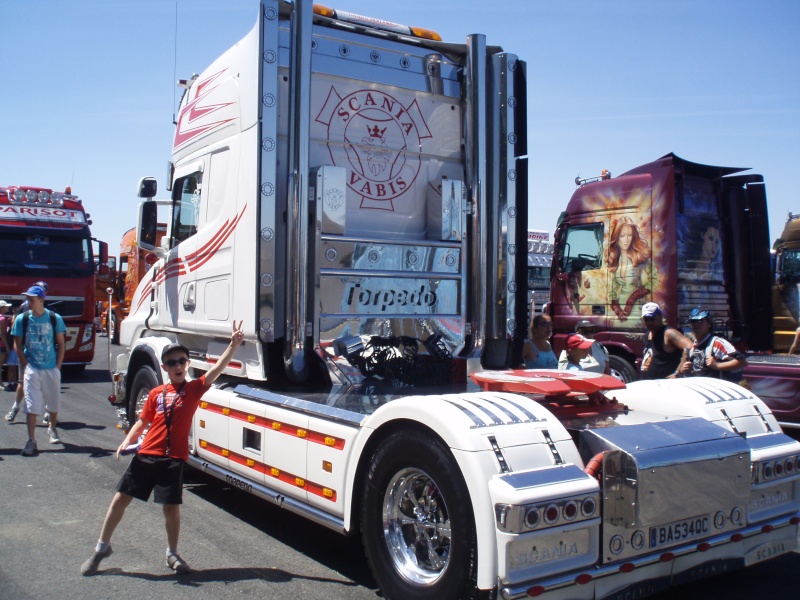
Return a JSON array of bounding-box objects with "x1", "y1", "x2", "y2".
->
[
  {"x1": 642, "y1": 316, "x2": 657, "y2": 322},
  {"x1": 538, "y1": 322, "x2": 553, "y2": 327},
  {"x1": 163, "y1": 357, "x2": 189, "y2": 367}
]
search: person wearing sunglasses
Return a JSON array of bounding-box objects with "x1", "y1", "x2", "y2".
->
[
  {"x1": 639, "y1": 302, "x2": 693, "y2": 380},
  {"x1": 678, "y1": 308, "x2": 747, "y2": 382},
  {"x1": 81, "y1": 320, "x2": 245, "y2": 576},
  {"x1": 520, "y1": 314, "x2": 558, "y2": 369}
]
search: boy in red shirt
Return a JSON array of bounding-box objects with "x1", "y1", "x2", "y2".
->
[{"x1": 81, "y1": 321, "x2": 244, "y2": 575}]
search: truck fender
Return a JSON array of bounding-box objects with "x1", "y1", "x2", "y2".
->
[
  {"x1": 611, "y1": 378, "x2": 782, "y2": 435},
  {"x1": 342, "y1": 391, "x2": 582, "y2": 591},
  {"x1": 125, "y1": 336, "x2": 174, "y2": 396}
]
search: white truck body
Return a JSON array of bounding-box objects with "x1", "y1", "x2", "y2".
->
[{"x1": 112, "y1": 2, "x2": 800, "y2": 599}]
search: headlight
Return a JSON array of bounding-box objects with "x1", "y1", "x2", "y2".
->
[{"x1": 81, "y1": 323, "x2": 94, "y2": 343}]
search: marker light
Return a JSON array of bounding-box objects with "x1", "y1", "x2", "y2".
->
[
  {"x1": 409, "y1": 26, "x2": 442, "y2": 41},
  {"x1": 313, "y1": 4, "x2": 335, "y2": 17}
]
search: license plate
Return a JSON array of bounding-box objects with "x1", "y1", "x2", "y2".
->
[
  {"x1": 650, "y1": 515, "x2": 710, "y2": 549},
  {"x1": 744, "y1": 536, "x2": 797, "y2": 566}
]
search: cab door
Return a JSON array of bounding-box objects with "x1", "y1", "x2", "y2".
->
[
  {"x1": 162, "y1": 165, "x2": 203, "y2": 332},
  {"x1": 552, "y1": 220, "x2": 607, "y2": 326}
]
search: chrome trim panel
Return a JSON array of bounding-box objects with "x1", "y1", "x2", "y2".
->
[
  {"x1": 284, "y1": 0, "x2": 313, "y2": 382},
  {"x1": 497, "y1": 464, "x2": 589, "y2": 490},
  {"x1": 188, "y1": 454, "x2": 346, "y2": 533},
  {"x1": 746, "y1": 431, "x2": 798, "y2": 451},
  {"x1": 233, "y1": 383, "x2": 366, "y2": 427},
  {"x1": 500, "y1": 516, "x2": 799, "y2": 600},
  {"x1": 465, "y1": 34, "x2": 487, "y2": 357},
  {"x1": 258, "y1": 0, "x2": 282, "y2": 344}
]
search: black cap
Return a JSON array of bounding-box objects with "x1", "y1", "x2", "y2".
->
[
  {"x1": 161, "y1": 342, "x2": 190, "y2": 360},
  {"x1": 575, "y1": 320, "x2": 596, "y2": 332}
]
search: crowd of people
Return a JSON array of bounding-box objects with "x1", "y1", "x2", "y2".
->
[{"x1": 521, "y1": 301, "x2": 747, "y2": 381}]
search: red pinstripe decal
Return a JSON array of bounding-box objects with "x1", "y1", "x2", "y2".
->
[
  {"x1": 173, "y1": 70, "x2": 236, "y2": 149},
  {"x1": 198, "y1": 401, "x2": 346, "y2": 450},
  {"x1": 141, "y1": 204, "x2": 247, "y2": 300},
  {"x1": 198, "y1": 439, "x2": 337, "y2": 502}
]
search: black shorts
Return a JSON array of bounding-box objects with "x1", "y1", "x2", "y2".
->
[{"x1": 116, "y1": 454, "x2": 185, "y2": 504}]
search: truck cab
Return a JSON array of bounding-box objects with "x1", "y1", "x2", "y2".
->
[{"x1": 550, "y1": 153, "x2": 772, "y2": 381}]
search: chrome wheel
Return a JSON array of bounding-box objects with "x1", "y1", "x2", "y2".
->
[{"x1": 383, "y1": 467, "x2": 452, "y2": 585}]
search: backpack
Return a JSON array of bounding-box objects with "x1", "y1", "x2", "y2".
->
[{"x1": 21, "y1": 309, "x2": 59, "y2": 350}]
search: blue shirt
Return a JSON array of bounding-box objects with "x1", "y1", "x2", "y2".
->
[{"x1": 11, "y1": 309, "x2": 66, "y2": 370}]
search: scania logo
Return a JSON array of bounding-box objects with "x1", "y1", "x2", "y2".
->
[
  {"x1": 316, "y1": 87, "x2": 432, "y2": 209},
  {"x1": 750, "y1": 489, "x2": 789, "y2": 511},
  {"x1": 511, "y1": 540, "x2": 580, "y2": 567}
]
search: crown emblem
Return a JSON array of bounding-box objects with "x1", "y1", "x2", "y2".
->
[{"x1": 367, "y1": 125, "x2": 386, "y2": 138}]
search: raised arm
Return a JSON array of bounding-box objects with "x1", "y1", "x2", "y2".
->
[{"x1": 204, "y1": 320, "x2": 245, "y2": 386}]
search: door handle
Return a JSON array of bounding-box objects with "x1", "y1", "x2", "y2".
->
[{"x1": 183, "y1": 282, "x2": 196, "y2": 310}]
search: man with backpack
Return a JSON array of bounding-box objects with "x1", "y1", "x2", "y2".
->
[
  {"x1": 11, "y1": 284, "x2": 66, "y2": 456},
  {"x1": 678, "y1": 307, "x2": 747, "y2": 382},
  {"x1": 5, "y1": 281, "x2": 48, "y2": 420}
]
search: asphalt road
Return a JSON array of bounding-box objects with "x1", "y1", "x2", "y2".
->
[{"x1": 1, "y1": 341, "x2": 800, "y2": 600}]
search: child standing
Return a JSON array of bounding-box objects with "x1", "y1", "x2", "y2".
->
[{"x1": 81, "y1": 320, "x2": 244, "y2": 575}]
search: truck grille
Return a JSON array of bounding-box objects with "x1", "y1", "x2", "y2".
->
[{"x1": 43, "y1": 298, "x2": 84, "y2": 319}]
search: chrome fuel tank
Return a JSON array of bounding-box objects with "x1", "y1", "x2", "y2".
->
[{"x1": 579, "y1": 418, "x2": 751, "y2": 562}]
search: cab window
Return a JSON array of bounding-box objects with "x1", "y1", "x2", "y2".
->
[
  {"x1": 171, "y1": 173, "x2": 202, "y2": 245},
  {"x1": 558, "y1": 224, "x2": 604, "y2": 272}
]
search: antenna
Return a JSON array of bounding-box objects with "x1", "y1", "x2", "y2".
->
[{"x1": 172, "y1": 1, "x2": 178, "y2": 125}]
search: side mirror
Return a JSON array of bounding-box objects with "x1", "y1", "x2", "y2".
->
[
  {"x1": 137, "y1": 177, "x2": 158, "y2": 199},
  {"x1": 137, "y1": 201, "x2": 159, "y2": 252}
]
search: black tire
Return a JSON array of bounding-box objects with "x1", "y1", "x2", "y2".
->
[
  {"x1": 128, "y1": 365, "x2": 159, "y2": 427},
  {"x1": 361, "y1": 429, "x2": 477, "y2": 600},
  {"x1": 609, "y1": 354, "x2": 638, "y2": 383}
]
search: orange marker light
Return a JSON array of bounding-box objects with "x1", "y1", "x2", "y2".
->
[{"x1": 313, "y1": 4, "x2": 335, "y2": 17}]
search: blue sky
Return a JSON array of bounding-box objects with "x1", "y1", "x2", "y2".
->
[{"x1": 2, "y1": 0, "x2": 798, "y2": 254}]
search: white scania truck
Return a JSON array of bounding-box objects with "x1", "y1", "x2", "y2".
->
[{"x1": 111, "y1": 2, "x2": 800, "y2": 598}]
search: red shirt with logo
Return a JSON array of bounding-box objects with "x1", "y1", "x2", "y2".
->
[{"x1": 138, "y1": 375, "x2": 209, "y2": 461}]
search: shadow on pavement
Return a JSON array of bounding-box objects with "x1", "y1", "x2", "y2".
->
[
  {"x1": 94, "y1": 566, "x2": 361, "y2": 590},
  {"x1": 182, "y1": 470, "x2": 376, "y2": 590}
]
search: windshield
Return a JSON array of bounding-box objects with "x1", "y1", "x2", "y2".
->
[
  {"x1": 528, "y1": 265, "x2": 551, "y2": 290},
  {"x1": 780, "y1": 249, "x2": 800, "y2": 285},
  {"x1": 0, "y1": 232, "x2": 93, "y2": 277}
]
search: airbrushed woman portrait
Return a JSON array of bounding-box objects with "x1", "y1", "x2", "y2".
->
[{"x1": 607, "y1": 216, "x2": 652, "y2": 322}]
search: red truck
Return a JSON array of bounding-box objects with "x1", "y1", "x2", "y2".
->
[
  {"x1": 549, "y1": 153, "x2": 800, "y2": 426},
  {"x1": 96, "y1": 225, "x2": 164, "y2": 344},
  {"x1": 0, "y1": 185, "x2": 104, "y2": 374}
]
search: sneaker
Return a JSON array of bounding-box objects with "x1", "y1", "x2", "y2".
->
[
  {"x1": 43, "y1": 412, "x2": 50, "y2": 425},
  {"x1": 81, "y1": 546, "x2": 113, "y2": 576},
  {"x1": 3, "y1": 383, "x2": 16, "y2": 392},
  {"x1": 21, "y1": 439, "x2": 38, "y2": 456},
  {"x1": 166, "y1": 552, "x2": 191, "y2": 573},
  {"x1": 5, "y1": 404, "x2": 19, "y2": 422},
  {"x1": 48, "y1": 426, "x2": 61, "y2": 444}
]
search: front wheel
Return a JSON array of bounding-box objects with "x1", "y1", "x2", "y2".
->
[
  {"x1": 361, "y1": 429, "x2": 477, "y2": 600},
  {"x1": 609, "y1": 354, "x2": 638, "y2": 383},
  {"x1": 128, "y1": 366, "x2": 159, "y2": 427}
]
